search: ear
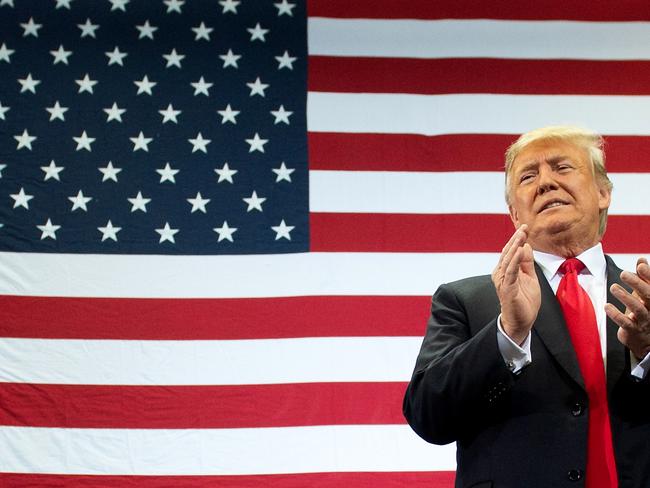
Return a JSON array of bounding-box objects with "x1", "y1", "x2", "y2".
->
[
  {"x1": 508, "y1": 204, "x2": 520, "y2": 227},
  {"x1": 597, "y1": 183, "x2": 611, "y2": 211}
]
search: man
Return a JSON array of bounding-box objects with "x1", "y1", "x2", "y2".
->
[{"x1": 403, "y1": 126, "x2": 650, "y2": 488}]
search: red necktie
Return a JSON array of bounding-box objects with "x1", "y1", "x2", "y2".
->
[{"x1": 557, "y1": 258, "x2": 618, "y2": 487}]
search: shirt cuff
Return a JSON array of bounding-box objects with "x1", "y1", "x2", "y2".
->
[
  {"x1": 497, "y1": 314, "x2": 532, "y2": 374},
  {"x1": 630, "y1": 350, "x2": 650, "y2": 380}
]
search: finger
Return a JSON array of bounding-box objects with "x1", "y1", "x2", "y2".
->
[
  {"x1": 637, "y1": 257, "x2": 650, "y2": 283},
  {"x1": 605, "y1": 303, "x2": 636, "y2": 330},
  {"x1": 610, "y1": 284, "x2": 649, "y2": 323},
  {"x1": 503, "y1": 246, "x2": 526, "y2": 286},
  {"x1": 620, "y1": 270, "x2": 650, "y2": 304},
  {"x1": 497, "y1": 226, "x2": 528, "y2": 275},
  {"x1": 496, "y1": 226, "x2": 527, "y2": 270}
]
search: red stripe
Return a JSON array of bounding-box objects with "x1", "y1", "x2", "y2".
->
[
  {"x1": 308, "y1": 0, "x2": 650, "y2": 21},
  {"x1": 309, "y1": 57, "x2": 650, "y2": 95},
  {"x1": 0, "y1": 382, "x2": 408, "y2": 428},
  {"x1": 0, "y1": 295, "x2": 430, "y2": 339},
  {"x1": 308, "y1": 133, "x2": 650, "y2": 173},
  {"x1": 311, "y1": 213, "x2": 650, "y2": 254},
  {"x1": 0, "y1": 472, "x2": 456, "y2": 488}
]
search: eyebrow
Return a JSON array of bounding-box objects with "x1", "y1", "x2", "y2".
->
[{"x1": 514, "y1": 155, "x2": 569, "y2": 176}]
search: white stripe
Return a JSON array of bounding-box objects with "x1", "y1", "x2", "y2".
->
[
  {"x1": 308, "y1": 18, "x2": 650, "y2": 60},
  {"x1": 0, "y1": 337, "x2": 421, "y2": 385},
  {"x1": 0, "y1": 424, "x2": 455, "y2": 475},
  {"x1": 310, "y1": 171, "x2": 649, "y2": 215},
  {"x1": 0, "y1": 252, "x2": 642, "y2": 298},
  {"x1": 307, "y1": 93, "x2": 650, "y2": 136}
]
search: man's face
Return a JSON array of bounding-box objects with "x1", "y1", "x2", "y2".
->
[{"x1": 507, "y1": 139, "x2": 611, "y2": 250}]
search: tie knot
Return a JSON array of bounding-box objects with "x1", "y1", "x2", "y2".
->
[{"x1": 559, "y1": 258, "x2": 585, "y2": 275}]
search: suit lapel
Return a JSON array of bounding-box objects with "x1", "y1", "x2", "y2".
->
[{"x1": 604, "y1": 255, "x2": 627, "y2": 394}]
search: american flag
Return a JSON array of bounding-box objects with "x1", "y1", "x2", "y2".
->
[{"x1": 1, "y1": 0, "x2": 649, "y2": 486}]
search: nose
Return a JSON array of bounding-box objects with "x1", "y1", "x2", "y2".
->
[{"x1": 536, "y1": 166, "x2": 558, "y2": 195}]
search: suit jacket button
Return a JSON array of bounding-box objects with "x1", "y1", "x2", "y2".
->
[
  {"x1": 567, "y1": 469, "x2": 583, "y2": 481},
  {"x1": 571, "y1": 402, "x2": 584, "y2": 416}
]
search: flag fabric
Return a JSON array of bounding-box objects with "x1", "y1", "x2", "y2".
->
[{"x1": 1, "y1": 1, "x2": 650, "y2": 487}]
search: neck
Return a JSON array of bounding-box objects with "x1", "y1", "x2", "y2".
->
[{"x1": 529, "y1": 233, "x2": 600, "y2": 258}]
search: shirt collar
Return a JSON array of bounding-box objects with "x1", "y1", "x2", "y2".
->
[{"x1": 533, "y1": 242, "x2": 606, "y2": 282}]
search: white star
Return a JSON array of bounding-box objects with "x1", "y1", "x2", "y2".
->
[
  {"x1": 50, "y1": 45, "x2": 72, "y2": 65},
  {"x1": 192, "y1": 22, "x2": 213, "y2": 41},
  {"x1": 76, "y1": 73, "x2": 97, "y2": 94},
  {"x1": 134, "y1": 75, "x2": 157, "y2": 95},
  {"x1": 159, "y1": 103, "x2": 181, "y2": 123},
  {"x1": 0, "y1": 102, "x2": 9, "y2": 120},
  {"x1": 0, "y1": 43, "x2": 14, "y2": 63},
  {"x1": 46, "y1": 101, "x2": 68, "y2": 121},
  {"x1": 245, "y1": 133, "x2": 268, "y2": 153},
  {"x1": 0, "y1": 0, "x2": 13, "y2": 6},
  {"x1": 105, "y1": 46, "x2": 127, "y2": 66},
  {"x1": 219, "y1": 0, "x2": 240, "y2": 13},
  {"x1": 18, "y1": 73, "x2": 40, "y2": 94},
  {"x1": 188, "y1": 132, "x2": 211, "y2": 153},
  {"x1": 37, "y1": 219, "x2": 61, "y2": 240},
  {"x1": 187, "y1": 192, "x2": 210, "y2": 213},
  {"x1": 219, "y1": 49, "x2": 241, "y2": 68},
  {"x1": 14, "y1": 129, "x2": 36, "y2": 150},
  {"x1": 217, "y1": 104, "x2": 239, "y2": 124},
  {"x1": 73, "y1": 131, "x2": 95, "y2": 151},
  {"x1": 191, "y1": 76, "x2": 213, "y2": 96},
  {"x1": 248, "y1": 23, "x2": 269, "y2": 42},
  {"x1": 275, "y1": 50, "x2": 297, "y2": 70},
  {"x1": 21, "y1": 17, "x2": 42, "y2": 37},
  {"x1": 78, "y1": 18, "x2": 99, "y2": 38},
  {"x1": 136, "y1": 20, "x2": 157, "y2": 39},
  {"x1": 156, "y1": 222, "x2": 179, "y2": 243},
  {"x1": 10, "y1": 187, "x2": 33, "y2": 209},
  {"x1": 163, "y1": 48, "x2": 185, "y2": 68},
  {"x1": 130, "y1": 131, "x2": 153, "y2": 152},
  {"x1": 247, "y1": 77, "x2": 269, "y2": 97},
  {"x1": 272, "y1": 219, "x2": 295, "y2": 240},
  {"x1": 104, "y1": 102, "x2": 126, "y2": 122},
  {"x1": 214, "y1": 221, "x2": 237, "y2": 242},
  {"x1": 0, "y1": 163, "x2": 7, "y2": 178},
  {"x1": 98, "y1": 161, "x2": 122, "y2": 182},
  {"x1": 214, "y1": 162, "x2": 237, "y2": 183},
  {"x1": 55, "y1": 0, "x2": 73, "y2": 9},
  {"x1": 274, "y1": 0, "x2": 296, "y2": 16},
  {"x1": 163, "y1": 0, "x2": 184, "y2": 14},
  {"x1": 128, "y1": 191, "x2": 151, "y2": 212},
  {"x1": 98, "y1": 220, "x2": 121, "y2": 242},
  {"x1": 156, "y1": 162, "x2": 179, "y2": 183},
  {"x1": 272, "y1": 162, "x2": 295, "y2": 182},
  {"x1": 41, "y1": 160, "x2": 65, "y2": 181},
  {"x1": 109, "y1": 0, "x2": 129, "y2": 11},
  {"x1": 68, "y1": 189, "x2": 92, "y2": 211},
  {"x1": 243, "y1": 190, "x2": 266, "y2": 212},
  {"x1": 270, "y1": 105, "x2": 292, "y2": 124}
]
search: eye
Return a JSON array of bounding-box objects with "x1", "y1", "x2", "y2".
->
[
  {"x1": 557, "y1": 162, "x2": 573, "y2": 172},
  {"x1": 519, "y1": 173, "x2": 535, "y2": 184}
]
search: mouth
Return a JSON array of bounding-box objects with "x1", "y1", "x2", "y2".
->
[{"x1": 538, "y1": 199, "x2": 569, "y2": 213}]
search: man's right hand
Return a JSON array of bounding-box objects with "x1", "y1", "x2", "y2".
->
[{"x1": 491, "y1": 225, "x2": 541, "y2": 345}]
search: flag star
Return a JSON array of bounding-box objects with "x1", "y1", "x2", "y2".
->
[
  {"x1": 272, "y1": 220, "x2": 295, "y2": 240},
  {"x1": 270, "y1": 105, "x2": 292, "y2": 124},
  {"x1": 243, "y1": 190, "x2": 266, "y2": 212},
  {"x1": 78, "y1": 18, "x2": 99, "y2": 38},
  {"x1": 156, "y1": 162, "x2": 179, "y2": 183},
  {"x1": 159, "y1": 103, "x2": 181, "y2": 123},
  {"x1": 37, "y1": 219, "x2": 61, "y2": 240},
  {"x1": 0, "y1": 164, "x2": 6, "y2": 178},
  {"x1": 217, "y1": 104, "x2": 239, "y2": 124},
  {"x1": 109, "y1": 0, "x2": 129, "y2": 11},
  {"x1": 192, "y1": 22, "x2": 213, "y2": 41},
  {"x1": 130, "y1": 131, "x2": 153, "y2": 152},
  {"x1": 246, "y1": 77, "x2": 269, "y2": 97},
  {"x1": 214, "y1": 162, "x2": 237, "y2": 183},
  {"x1": 248, "y1": 23, "x2": 269, "y2": 42},
  {"x1": 275, "y1": 50, "x2": 297, "y2": 70},
  {"x1": 163, "y1": 48, "x2": 185, "y2": 68},
  {"x1": 41, "y1": 160, "x2": 65, "y2": 181},
  {"x1": 272, "y1": 162, "x2": 295, "y2": 182},
  {"x1": 14, "y1": 129, "x2": 36, "y2": 150},
  {"x1": 105, "y1": 46, "x2": 128, "y2": 66},
  {"x1": 10, "y1": 187, "x2": 33, "y2": 209},
  {"x1": 128, "y1": 191, "x2": 151, "y2": 212},
  {"x1": 50, "y1": 45, "x2": 72, "y2": 65},
  {"x1": 68, "y1": 189, "x2": 92, "y2": 211},
  {"x1": 188, "y1": 132, "x2": 211, "y2": 153},
  {"x1": 163, "y1": 0, "x2": 184, "y2": 14},
  {"x1": 245, "y1": 133, "x2": 268, "y2": 153},
  {"x1": 156, "y1": 222, "x2": 179, "y2": 243},
  {"x1": 98, "y1": 220, "x2": 121, "y2": 242},
  {"x1": 136, "y1": 20, "x2": 157, "y2": 39},
  {"x1": 274, "y1": 0, "x2": 296, "y2": 16},
  {"x1": 0, "y1": 43, "x2": 14, "y2": 63},
  {"x1": 55, "y1": 0, "x2": 73, "y2": 9},
  {"x1": 98, "y1": 161, "x2": 122, "y2": 182},
  {"x1": 134, "y1": 75, "x2": 156, "y2": 95},
  {"x1": 219, "y1": 49, "x2": 241, "y2": 68},
  {"x1": 219, "y1": 0, "x2": 240, "y2": 13},
  {"x1": 187, "y1": 192, "x2": 210, "y2": 213},
  {"x1": 0, "y1": 0, "x2": 14, "y2": 5},
  {"x1": 104, "y1": 102, "x2": 126, "y2": 122},
  {"x1": 0, "y1": 102, "x2": 9, "y2": 120},
  {"x1": 46, "y1": 101, "x2": 68, "y2": 121},
  {"x1": 76, "y1": 73, "x2": 97, "y2": 94},
  {"x1": 214, "y1": 221, "x2": 237, "y2": 242},
  {"x1": 18, "y1": 73, "x2": 41, "y2": 94},
  {"x1": 73, "y1": 130, "x2": 95, "y2": 151},
  {"x1": 21, "y1": 17, "x2": 42, "y2": 37},
  {"x1": 191, "y1": 76, "x2": 213, "y2": 96}
]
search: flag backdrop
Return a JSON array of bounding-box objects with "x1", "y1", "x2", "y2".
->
[{"x1": 1, "y1": 0, "x2": 650, "y2": 486}]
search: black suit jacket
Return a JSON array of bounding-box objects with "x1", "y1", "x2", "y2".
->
[{"x1": 403, "y1": 256, "x2": 650, "y2": 488}]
